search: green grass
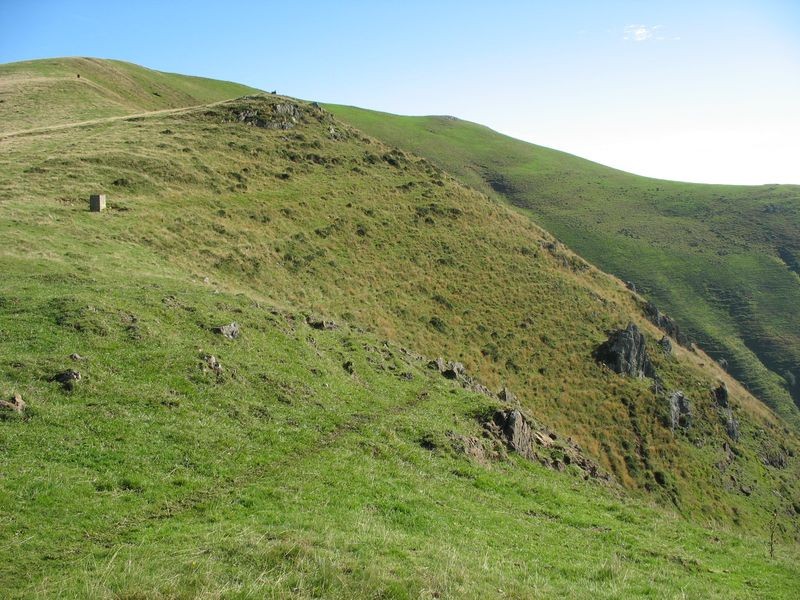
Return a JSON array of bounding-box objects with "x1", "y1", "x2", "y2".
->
[
  {"x1": 1, "y1": 59, "x2": 799, "y2": 596},
  {"x1": 2, "y1": 234, "x2": 799, "y2": 598},
  {"x1": 326, "y1": 105, "x2": 800, "y2": 427},
  {"x1": 0, "y1": 57, "x2": 261, "y2": 134}
]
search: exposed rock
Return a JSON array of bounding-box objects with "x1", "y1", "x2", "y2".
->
[
  {"x1": 306, "y1": 316, "x2": 337, "y2": 330},
  {"x1": 0, "y1": 393, "x2": 26, "y2": 413},
  {"x1": 484, "y1": 409, "x2": 610, "y2": 481},
  {"x1": 343, "y1": 360, "x2": 355, "y2": 374},
  {"x1": 762, "y1": 451, "x2": 788, "y2": 469},
  {"x1": 490, "y1": 409, "x2": 536, "y2": 460},
  {"x1": 428, "y1": 357, "x2": 448, "y2": 373},
  {"x1": 443, "y1": 362, "x2": 465, "y2": 380},
  {"x1": 52, "y1": 369, "x2": 81, "y2": 390},
  {"x1": 643, "y1": 302, "x2": 690, "y2": 347},
  {"x1": 213, "y1": 322, "x2": 240, "y2": 339},
  {"x1": 668, "y1": 391, "x2": 692, "y2": 430},
  {"x1": 723, "y1": 408, "x2": 739, "y2": 441},
  {"x1": 497, "y1": 386, "x2": 518, "y2": 404},
  {"x1": 718, "y1": 357, "x2": 728, "y2": 371},
  {"x1": 232, "y1": 102, "x2": 302, "y2": 130},
  {"x1": 447, "y1": 433, "x2": 498, "y2": 463},
  {"x1": 69, "y1": 353, "x2": 84, "y2": 361},
  {"x1": 625, "y1": 281, "x2": 637, "y2": 292},
  {"x1": 714, "y1": 382, "x2": 729, "y2": 408},
  {"x1": 468, "y1": 382, "x2": 495, "y2": 397},
  {"x1": 595, "y1": 323, "x2": 656, "y2": 379},
  {"x1": 428, "y1": 357, "x2": 464, "y2": 380},
  {"x1": 657, "y1": 336, "x2": 672, "y2": 354}
]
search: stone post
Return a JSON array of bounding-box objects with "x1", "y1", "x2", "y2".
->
[{"x1": 89, "y1": 194, "x2": 106, "y2": 212}]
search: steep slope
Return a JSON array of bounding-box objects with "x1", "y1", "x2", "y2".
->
[
  {"x1": 0, "y1": 57, "x2": 261, "y2": 134},
  {"x1": 1, "y1": 60, "x2": 799, "y2": 595},
  {"x1": 327, "y1": 105, "x2": 800, "y2": 427}
]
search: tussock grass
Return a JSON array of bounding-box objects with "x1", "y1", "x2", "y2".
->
[
  {"x1": 0, "y1": 59, "x2": 799, "y2": 596},
  {"x1": 327, "y1": 105, "x2": 800, "y2": 428}
]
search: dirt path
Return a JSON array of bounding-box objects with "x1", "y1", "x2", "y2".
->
[{"x1": 0, "y1": 99, "x2": 236, "y2": 141}]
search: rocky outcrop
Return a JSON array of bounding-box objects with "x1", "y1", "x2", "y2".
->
[
  {"x1": 668, "y1": 391, "x2": 692, "y2": 430},
  {"x1": 429, "y1": 358, "x2": 465, "y2": 380},
  {"x1": 657, "y1": 336, "x2": 672, "y2": 354},
  {"x1": 595, "y1": 323, "x2": 656, "y2": 379},
  {"x1": 643, "y1": 302, "x2": 690, "y2": 347},
  {"x1": 484, "y1": 409, "x2": 610, "y2": 481},
  {"x1": 231, "y1": 101, "x2": 302, "y2": 130}
]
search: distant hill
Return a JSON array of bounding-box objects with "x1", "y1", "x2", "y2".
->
[
  {"x1": 328, "y1": 105, "x2": 800, "y2": 427},
  {"x1": 0, "y1": 58, "x2": 798, "y2": 596},
  {"x1": 0, "y1": 57, "x2": 261, "y2": 134}
]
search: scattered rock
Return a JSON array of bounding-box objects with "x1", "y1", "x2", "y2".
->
[
  {"x1": 0, "y1": 393, "x2": 26, "y2": 413},
  {"x1": 657, "y1": 336, "x2": 672, "y2": 354},
  {"x1": 213, "y1": 322, "x2": 240, "y2": 339},
  {"x1": 69, "y1": 353, "x2": 84, "y2": 361},
  {"x1": 595, "y1": 323, "x2": 656, "y2": 379},
  {"x1": 668, "y1": 391, "x2": 692, "y2": 430},
  {"x1": 52, "y1": 369, "x2": 81, "y2": 390},
  {"x1": 306, "y1": 316, "x2": 338, "y2": 330},
  {"x1": 202, "y1": 354, "x2": 223, "y2": 375},
  {"x1": 740, "y1": 485, "x2": 752, "y2": 496},
  {"x1": 643, "y1": 302, "x2": 690, "y2": 347}
]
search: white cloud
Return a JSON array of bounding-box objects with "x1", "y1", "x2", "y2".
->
[{"x1": 624, "y1": 24, "x2": 659, "y2": 42}]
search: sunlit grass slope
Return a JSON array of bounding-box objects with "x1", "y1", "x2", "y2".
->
[
  {"x1": 0, "y1": 59, "x2": 799, "y2": 596},
  {"x1": 0, "y1": 57, "x2": 261, "y2": 134},
  {"x1": 327, "y1": 105, "x2": 800, "y2": 427}
]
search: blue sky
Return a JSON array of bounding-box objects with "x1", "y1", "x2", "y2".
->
[{"x1": 2, "y1": 0, "x2": 798, "y2": 184}]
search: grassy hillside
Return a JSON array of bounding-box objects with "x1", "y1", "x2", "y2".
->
[
  {"x1": 1, "y1": 59, "x2": 799, "y2": 595},
  {"x1": 0, "y1": 57, "x2": 261, "y2": 134},
  {"x1": 327, "y1": 105, "x2": 800, "y2": 428}
]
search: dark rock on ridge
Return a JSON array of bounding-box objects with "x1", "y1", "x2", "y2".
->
[
  {"x1": 595, "y1": 323, "x2": 656, "y2": 379},
  {"x1": 643, "y1": 301, "x2": 690, "y2": 347}
]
